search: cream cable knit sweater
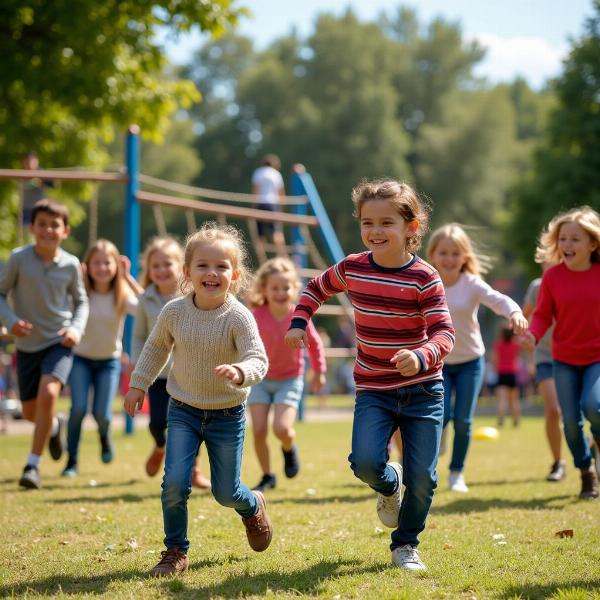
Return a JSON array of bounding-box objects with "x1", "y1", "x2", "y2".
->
[{"x1": 129, "y1": 294, "x2": 268, "y2": 409}]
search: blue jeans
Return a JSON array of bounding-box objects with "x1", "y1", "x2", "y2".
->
[
  {"x1": 67, "y1": 355, "x2": 121, "y2": 459},
  {"x1": 553, "y1": 360, "x2": 600, "y2": 470},
  {"x1": 162, "y1": 399, "x2": 258, "y2": 553},
  {"x1": 442, "y1": 356, "x2": 485, "y2": 472},
  {"x1": 349, "y1": 380, "x2": 444, "y2": 549}
]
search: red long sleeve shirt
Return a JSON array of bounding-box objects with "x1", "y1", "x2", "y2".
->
[
  {"x1": 290, "y1": 252, "x2": 455, "y2": 391},
  {"x1": 529, "y1": 262, "x2": 600, "y2": 365}
]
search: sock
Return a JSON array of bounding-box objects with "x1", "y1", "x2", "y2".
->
[
  {"x1": 26, "y1": 453, "x2": 41, "y2": 467},
  {"x1": 50, "y1": 417, "x2": 59, "y2": 437}
]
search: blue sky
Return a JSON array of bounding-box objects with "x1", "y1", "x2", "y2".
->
[{"x1": 166, "y1": 0, "x2": 595, "y2": 88}]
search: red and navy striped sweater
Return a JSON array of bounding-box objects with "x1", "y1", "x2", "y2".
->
[{"x1": 291, "y1": 252, "x2": 455, "y2": 391}]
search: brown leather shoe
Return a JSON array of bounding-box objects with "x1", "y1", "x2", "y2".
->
[
  {"x1": 191, "y1": 466, "x2": 211, "y2": 490},
  {"x1": 579, "y1": 468, "x2": 599, "y2": 500},
  {"x1": 145, "y1": 447, "x2": 166, "y2": 477},
  {"x1": 149, "y1": 548, "x2": 188, "y2": 577},
  {"x1": 242, "y1": 491, "x2": 273, "y2": 552}
]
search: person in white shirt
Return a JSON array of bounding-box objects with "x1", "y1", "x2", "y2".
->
[
  {"x1": 251, "y1": 154, "x2": 286, "y2": 256},
  {"x1": 427, "y1": 224, "x2": 528, "y2": 493}
]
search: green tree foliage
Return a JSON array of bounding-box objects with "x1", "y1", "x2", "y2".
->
[
  {"x1": 0, "y1": 0, "x2": 243, "y2": 257},
  {"x1": 509, "y1": 1, "x2": 600, "y2": 276}
]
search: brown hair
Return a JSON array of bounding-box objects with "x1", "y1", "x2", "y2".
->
[
  {"x1": 83, "y1": 239, "x2": 128, "y2": 315},
  {"x1": 31, "y1": 199, "x2": 69, "y2": 227},
  {"x1": 352, "y1": 179, "x2": 429, "y2": 253},
  {"x1": 139, "y1": 236, "x2": 184, "y2": 289},
  {"x1": 427, "y1": 223, "x2": 492, "y2": 277},
  {"x1": 182, "y1": 222, "x2": 250, "y2": 296},
  {"x1": 261, "y1": 154, "x2": 281, "y2": 170},
  {"x1": 248, "y1": 257, "x2": 301, "y2": 307},
  {"x1": 535, "y1": 205, "x2": 600, "y2": 265}
]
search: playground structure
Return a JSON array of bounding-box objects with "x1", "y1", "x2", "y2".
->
[{"x1": 0, "y1": 126, "x2": 356, "y2": 426}]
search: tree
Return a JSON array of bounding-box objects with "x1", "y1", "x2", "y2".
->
[
  {"x1": 509, "y1": 1, "x2": 600, "y2": 276},
  {"x1": 0, "y1": 0, "x2": 244, "y2": 257}
]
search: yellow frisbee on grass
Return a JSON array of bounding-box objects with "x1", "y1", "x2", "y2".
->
[{"x1": 473, "y1": 426, "x2": 499, "y2": 441}]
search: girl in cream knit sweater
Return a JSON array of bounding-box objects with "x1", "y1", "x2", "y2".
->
[{"x1": 124, "y1": 223, "x2": 272, "y2": 577}]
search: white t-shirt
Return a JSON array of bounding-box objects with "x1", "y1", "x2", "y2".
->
[
  {"x1": 75, "y1": 291, "x2": 138, "y2": 360},
  {"x1": 252, "y1": 166, "x2": 284, "y2": 205},
  {"x1": 444, "y1": 273, "x2": 521, "y2": 365}
]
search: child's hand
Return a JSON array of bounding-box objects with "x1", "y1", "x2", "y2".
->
[
  {"x1": 518, "y1": 331, "x2": 536, "y2": 351},
  {"x1": 285, "y1": 328, "x2": 308, "y2": 349},
  {"x1": 119, "y1": 254, "x2": 132, "y2": 274},
  {"x1": 10, "y1": 320, "x2": 33, "y2": 337},
  {"x1": 509, "y1": 311, "x2": 529, "y2": 336},
  {"x1": 124, "y1": 387, "x2": 145, "y2": 417},
  {"x1": 215, "y1": 364, "x2": 244, "y2": 385},
  {"x1": 391, "y1": 349, "x2": 421, "y2": 376},
  {"x1": 58, "y1": 327, "x2": 79, "y2": 347},
  {"x1": 311, "y1": 372, "x2": 327, "y2": 393}
]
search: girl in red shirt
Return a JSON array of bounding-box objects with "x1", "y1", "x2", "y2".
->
[
  {"x1": 248, "y1": 258, "x2": 326, "y2": 492},
  {"x1": 492, "y1": 326, "x2": 521, "y2": 427},
  {"x1": 523, "y1": 206, "x2": 600, "y2": 500}
]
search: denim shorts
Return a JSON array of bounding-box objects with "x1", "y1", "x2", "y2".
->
[
  {"x1": 16, "y1": 343, "x2": 74, "y2": 401},
  {"x1": 247, "y1": 376, "x2": 304, "y2": 408},
  {"x1": 535, "y1": 362, "x2": 553, "y2": 384}
]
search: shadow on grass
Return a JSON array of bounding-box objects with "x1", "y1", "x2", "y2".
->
[
  {"x1": 49, "y1": 493, "x2": 160, "y2": 504},
  {"x1": 467, "y1": 477, "x2": 546, "y2": 487},
  {"x1": 497, "y1": 578, "x2": 600, "y2": 599},
  {"x1": 268, "y1": 492, "x2": 372, "y2": 505},
  {"x1": 432, "y1": 494, "x2": 573, "y2": 514}
]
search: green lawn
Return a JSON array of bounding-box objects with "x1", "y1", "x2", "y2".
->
[{"x1": 1, "y1": 412, "x2": 599, "y2": 599}]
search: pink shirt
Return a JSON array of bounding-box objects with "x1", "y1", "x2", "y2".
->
[{"x1": 252, "y1": 304, "x2": 326, "y2": 380}]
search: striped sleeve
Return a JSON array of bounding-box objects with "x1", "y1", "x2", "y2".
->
[
  {"x1": 290, "y1": 260, "x2": 348, "y2": 330},
  {"x1": 414, "y1": 272, "x2": 455, "y2": 371}
]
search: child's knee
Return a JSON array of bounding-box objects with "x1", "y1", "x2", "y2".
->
[
  {"x1": 272, "y1": 422, "x2": 293, "y2": 441},
  {"x1": 349, "y1": 453, "x2": 385, "y2": 486},
  {"x1": 162, "y1": 473, "x2": 191, "y2": 506},
  {"x1": 211, "y1": 483, "x2": 240, "y2": 508}
]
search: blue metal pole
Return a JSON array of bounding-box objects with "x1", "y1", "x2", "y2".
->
[
  {"x1": 123, "y1": 125, "x2": 140, "y2": 434},
  {"x1": 290, "y1": 171, "x2": 308, "y2": 421}
]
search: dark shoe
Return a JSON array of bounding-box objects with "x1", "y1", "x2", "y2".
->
[
  {"x1": 282, "y1": 445, "x2": 300, "y2": 478},
  {"x1": 242, "y1": 491, "x2": 273, "y2": 552},
  {"x1": 546, "y1": 460, "x2": 566, "y2": 482},
  {"x1": 579, "y1": 468, "x2": 599, "y2": 500},
  {"x1": 48, "y1": 416, "x2": 65, "y2": 461},
  {"x1": 149, "y1": 548, "x2": 189, "y2": 577},
  {"x1": 252, "y1": 473, "x2": 277, "y2": 492},
  {"x1": 100, "y1": 434, "x2": 114, "y2": 464},
  {"x1": 19, "y1": 465, "x2": 41, "y2": 490},
  {"x1": 62, "y1": 456, "x2": 78, "y2": 477},
  {"x1": 145, "y1": 446, "x2": 166, "y2": 477}
]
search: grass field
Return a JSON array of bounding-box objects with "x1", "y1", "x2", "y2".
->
[{"x1": 1, "y1": 405, "x2": 599, "y2": 599}]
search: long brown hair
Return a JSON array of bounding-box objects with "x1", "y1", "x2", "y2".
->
[{"x1": 83, "y1": 239, "x2": 128, "y2": 315}]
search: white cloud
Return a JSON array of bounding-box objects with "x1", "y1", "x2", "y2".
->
[{"x1": 468, "y1": 32, "x2": 569, "y2": 88}]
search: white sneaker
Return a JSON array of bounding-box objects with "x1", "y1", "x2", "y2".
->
[
  {"x1": 376, "y1": 462, "x2": 403, "y2": 528},
  {"x1": 391, "y1": 544, "x2": 426, "y2": 571},
  {"x1": 448, "y1": 471, "x2": 469, "y2": 493}
]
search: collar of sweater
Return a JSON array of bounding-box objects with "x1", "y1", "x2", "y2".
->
[{"x1": 184, "y1": 292, "x2": 236, "y2": 319}]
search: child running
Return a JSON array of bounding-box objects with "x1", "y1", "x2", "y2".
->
[
  {"x1": 0, "y1": 199, "x2": 88, "y2": 489},
  {"x1": 522, "y1": 206, "x2": 600, "y2": 500},
  {"x1": 248, "y1": 257, "x2": 326, "y2": 491},
  {"x1": 132, "y1": 237, "x2": 210, "y2": 488},
  {"x1": 493, "y1": 325, "x2": 523, "y2": 427},
  {"x1": 427, "y1": 224, "x2": 528, "y2": 492},
  {"x1": 286, "y1": 179, "x2": 455, "y2": 571},
  {"x1": 124, "y1": 223, "x2": 271, "y2": 577},
  {"x1": 62, "y1": 239, "x2": 142, "y2": 476}
]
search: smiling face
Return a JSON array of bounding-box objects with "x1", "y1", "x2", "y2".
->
[
  {"x1": 183, "y1": 241, "x2": 239, "y2": 310},
  {"x1": 430, "y1": 236, "x2": 466, "y2": 284},
  {"x1": 359, "y1": 199, "x2": 415, "y2": 267},
  {"x1": 558, "y1": 221, "x2": 598, "y2": 271},
  {"x1": 264, "y1": 272, "x2": 297, "y2": 316},
  {"x1": 88, "y1": 249, "x2": 118, "y2": 292},
  {"x1": 148, "y1": 249, "x2": 181, "y2": 295},
  {"x1": 30, "y1": 211, "x2": 70, "y2": 257}
]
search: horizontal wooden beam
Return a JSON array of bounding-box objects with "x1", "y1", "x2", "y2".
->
[
  {"x1": 137, "y1": 190, "x2": 319, "y2": 226},
  {"x1": 0, "y1": 169, "x2": 127, "y2": 183}
]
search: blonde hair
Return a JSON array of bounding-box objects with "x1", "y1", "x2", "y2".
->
[
  {"x1": 249, "y1": 257, "x2": 301, "y2": 307},
  {"x1": 427, "y1": 223, "x2": 492, "y2": 277},
  {"x1": 83, "y1": 239, "x2": 128, "y2": 315},
  {"x1": 535, "y1": 205, "x2": 600, "y2": 265},
  {"x1": 182, "y1": 222, "x2": 250, "y2": 296},
  {"x1": 352, "y1": 179, "x2": 429, "y2": 253},
  {"x1": 139, "y1": 236, "x2": 184, "y2": 289}
]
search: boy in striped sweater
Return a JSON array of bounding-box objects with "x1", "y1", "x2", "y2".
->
[{"x1": 286, "y1": 179, "x2": 454, "y2": 571}]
